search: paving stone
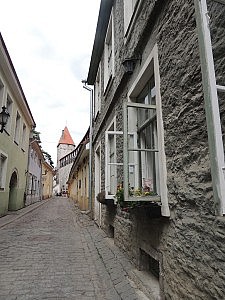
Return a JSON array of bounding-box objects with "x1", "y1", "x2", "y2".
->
[{"x1": 0, "y1": 197, "x2": 149, "y2": 299}]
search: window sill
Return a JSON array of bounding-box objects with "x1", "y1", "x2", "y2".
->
[
  {"x1": 118, "y1": 202, "x2": 162, "y2": 218},
  {"x1": 125, "y1": 195, "x2": 161, "y2": 202},
  {"x1": 99, "y1": 198, "x2": 115, "y2": 206}
]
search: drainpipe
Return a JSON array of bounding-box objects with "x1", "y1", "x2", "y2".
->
[
  {"x1": 40, "y1": 158, "x2": 43, "y2": 201},
  {"x1": 82, "y1": 80, "x2": 93, "y2": 217},
  {"x1": 25, "y1": 142, "x2": 31, "y2": 207}
]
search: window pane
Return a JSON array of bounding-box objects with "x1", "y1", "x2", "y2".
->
[
  {"x1": 126, "y1": 77, "x2": 159, "y2": 198},
  {"x1": 105, "y1": 129, "x2": 124, "y2": 198}
]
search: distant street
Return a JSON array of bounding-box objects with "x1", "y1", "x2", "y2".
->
[{"x1": 0, "y1": 197, "x2": 148, "y2": 300}]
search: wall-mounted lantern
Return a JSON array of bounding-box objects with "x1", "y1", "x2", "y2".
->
[
  {"x1": 122, "y1": 56, "x2": 141, "y2": 74},
  {"x1": 0, "y1": 106, "x2": 10, "y2": 133}
]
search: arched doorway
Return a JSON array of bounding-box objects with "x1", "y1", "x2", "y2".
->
[{"x1": 8, "y1": 171, "x2": 18, "y2": 211}]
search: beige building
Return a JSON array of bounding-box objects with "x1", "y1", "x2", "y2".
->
[
  {"x1": 0, "y1": 33, "x2": 35, "y2": 216},
  {"x1": 67, "y1": 129, "x2": 89, "y2": 211},
  {"x1": 42, "y1": 160, "x2": 54, "y2": 200}
]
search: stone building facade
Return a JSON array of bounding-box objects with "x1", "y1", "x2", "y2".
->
[
  {"x1": 87, "y1": 0, "x2": 225, "y2": 299},
  {"x1": 25, "y1": 139, "x2": 44, "y2": 206},
  {"x1": 54, "y1": 126, "x2": 75, "y2": 195}
]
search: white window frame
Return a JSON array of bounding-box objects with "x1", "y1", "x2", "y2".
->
[
  {"x1": 14, "y1": 112, "x2": 21, "y2": 145},
  {"x1": 123, "y1": 0, "x2": 144, "y2": 40},
  {"x1": 21, "y1": 123, "x2": 26, "y2": 151},
  {"x1": 0, "y1": 150, "x2": 8, "y2": 191},
  {"x1": 105, "y1": 118, "x2": 116, "y2": 199},
  {"x1": 105, "y1": 130, "x2": 123, "y2": 200},
  {"x1": 124, "y1": 0, "x2": 138, "y2": 34},
  {"x1": 95, "y1": 143, "x2": 101, "y2": 197},
  {"x1": 124, "y1": 44, "x2": 170, "y2": 217},
  {"x1": 104, "y1": 11, "x2": 114, "y2": 91},
  {"x1": 94, "y1": 65, "x2": 101, "y2": 118},
  {"x1": 194, "y1": 0, "x2": 225, "y2": 215},
  {"x1": 95, "y1": 142, "x2": 102, "y2": 224},
  {"x1": 105, "y1": 119, "x2": 138, "y2": 200},
  {"x1": 27, "y1": 173, "x2": 32, "y2": 195}
]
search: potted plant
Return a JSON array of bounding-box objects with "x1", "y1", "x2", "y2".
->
[
  {"x1": 96, "y1": 191, "x2": 106, "y2": 204},
  {"x1": 115, "y1": 183, "x2": 160, "y2": 213}
]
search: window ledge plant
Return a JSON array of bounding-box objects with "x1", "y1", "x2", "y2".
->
[{"x1": 115, "y1": 184, "x2": 158, "y2": 212}]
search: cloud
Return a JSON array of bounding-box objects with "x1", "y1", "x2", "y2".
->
[{"x1": 0, "y1": 0, "x2": 100, "y2": 165}]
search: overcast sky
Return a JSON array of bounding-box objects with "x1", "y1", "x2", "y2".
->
[{"x1": 0, "y1": 0, "x2": 100, "y2": 165}]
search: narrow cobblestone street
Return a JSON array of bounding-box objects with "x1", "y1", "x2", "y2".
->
[{"x1": 0, "y1": 197, "x2": 149, "y2": 300}]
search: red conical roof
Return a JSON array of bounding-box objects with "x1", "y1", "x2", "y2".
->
[{"x1": 58, "y1": 126, "x2": 75, "y2": 146}]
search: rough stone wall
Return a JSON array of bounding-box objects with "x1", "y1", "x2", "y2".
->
[
  {"x1": 155, "y1": 0, "x2": 225, "y2": 298},
  {"x1": 92, "y1": 0, "x2": 225, "y2": 299},
  {"x1": 114, "y1": 210, "x2": 136, "y2": 262},
  {"x1": 57, "y1": 144, "x2": 75, "y2": 168}
]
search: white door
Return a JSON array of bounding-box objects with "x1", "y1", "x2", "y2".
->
[{"x1": 94, "y1": 145, "x2": 101, "y2": 226}]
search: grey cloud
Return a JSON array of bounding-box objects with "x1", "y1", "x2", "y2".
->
[
  {"x1": 30, "y1": 28, "x2": 56, "y2": 59},
  {"x1": 70, "y1": 55, "x2": 89, "y2": 81}
]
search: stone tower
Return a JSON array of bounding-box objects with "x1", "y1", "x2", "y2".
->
[
  {"x1": 57, "y1": 126, "x2": 75, "y2": 168},
  {"x1": 55, "y1": 126, "x2": 75, "y2": 195}
]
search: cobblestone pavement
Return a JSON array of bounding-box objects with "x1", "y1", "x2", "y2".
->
[{"x1": 0, "y1": 197, "x2": 149, "y2": 300}]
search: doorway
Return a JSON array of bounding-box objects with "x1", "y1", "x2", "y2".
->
[
  {"x1": 94, "y1": 144, "x2": 101, "y2": 226},
  {"x1": 8, "y1": 171, "x2": 18, "y2": 211}
]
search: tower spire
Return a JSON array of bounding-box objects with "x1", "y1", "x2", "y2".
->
[{"x1": 58, "y1": 126, "x2": 75, "y2": 146}]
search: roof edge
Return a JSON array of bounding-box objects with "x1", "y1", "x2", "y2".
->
[
  {"x1": 0, "y1": 32, "x2": 36, "y2": 127},
  {"x1": 87, "y1": 0, "x2": 113, "y2": 85}
]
